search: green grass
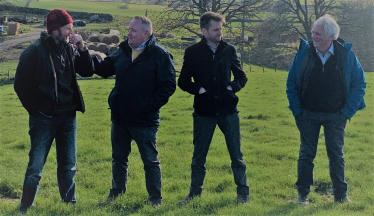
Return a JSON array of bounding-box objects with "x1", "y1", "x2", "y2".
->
[
  {"x1": 1, "y1": 0, "x2": 167, "y2": 40},
  {"x1": 8, "y1": 0, "x2": 165, "y2": 18},
  {"x1": 0, "y1": 60, "x2": 17, "y2": 80},
  {"x1": 0, "y1": 71, "x2": 373, "y2": 215}
]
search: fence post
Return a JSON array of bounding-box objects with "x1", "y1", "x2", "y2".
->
[
  {"x1": 250, "y1": 65, "x2": 251, "y2": 73},
  {"x1": 263, "y1": 67, "x2": 264, "y2": 73},
  {"x1": 8, "y1": 70, "x2": 10, "y2": 80}
]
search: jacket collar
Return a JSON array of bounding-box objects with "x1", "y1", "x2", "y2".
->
[
  {"x1": 119, "y1": 34, "x2": 156, "y2": 53},
  {"x1": 299, "y1": 38, "x2": 350, "y2": 59},
  {"x1": 200, "y1": 36, "x2": 227, "y2": 55}
]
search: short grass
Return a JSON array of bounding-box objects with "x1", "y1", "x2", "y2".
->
[
  {"x1": 0, "y1": 71, "x2": 373, "y2": 215},
  {"x1": 9, "y1": 0, "x2": 165, "y2": 18}
]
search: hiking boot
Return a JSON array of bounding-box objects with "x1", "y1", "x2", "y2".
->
[
  {"x1": 237, "y1": 194, "x2": 250, "y2": 203},
  {"x1": 335, "y1": 196, "x2": 350, "y2": 203},
  {"x1": 181, "y1": 193, "x2": 200, "y2": 204},
  {"x1": 297, "y1": 194, "x2": 309, "y2": 205}
]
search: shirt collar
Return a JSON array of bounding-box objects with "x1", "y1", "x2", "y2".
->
[
  {"x1": 316, "y1": 42, "x2": 334, "y2": 56},
  {"x1": 129, "y1": 38, "x2": 149, "y2": 50}
]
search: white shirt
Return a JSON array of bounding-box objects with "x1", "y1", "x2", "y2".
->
[
  {"x1": 207, "y1": 41, "x2": 219, "y2": 53},
  {"x1": 129, "y1": 39, "x2": 148, "y2": 50},
  {"x1": 316, "y1": 43, "x2": 334, "y2": 65}
]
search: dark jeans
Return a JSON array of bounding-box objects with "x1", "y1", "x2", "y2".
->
[
  {"x1": 190, "y1": 112, "x2": 249, "y2": 195},
  {"x1": 110, "y1": 121, "x2": 161, "y2": 202},
  {"x1": 295, "y1": 109, "x2": 347, "y2": 199},
  {"x1": 20, "y1": 113, "x2": 77, "y2": 209}
]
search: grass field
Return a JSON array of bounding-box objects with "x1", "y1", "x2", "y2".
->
[
  {"x1": 0, "y1": 71, "x2": 373, "y2": 215},
  {"x1": 8, "y1": 0, "x2": 165, "y2": 18}
]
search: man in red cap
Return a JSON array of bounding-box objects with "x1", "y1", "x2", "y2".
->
[{"x1": 14, "y1": 8, "x2": 95, "y2": 214}]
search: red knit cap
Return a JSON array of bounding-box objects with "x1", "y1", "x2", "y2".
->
[{"x1": 46, "y1": 8, "x2": 73, "y2": 33}]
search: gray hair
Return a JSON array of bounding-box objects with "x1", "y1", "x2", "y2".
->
[
  {"x1": 134, "y1": 16, "x2": 153, "y2": 35},
  {"x1": 313, "y1": 14, "x2": 340, "y2": 40}
]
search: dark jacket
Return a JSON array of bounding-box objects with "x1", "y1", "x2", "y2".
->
[
  {"x1": 178, "y1": 36, "x2": 247, "y2": 116},
  {"x1": 94, "y1": 34, "x2": 176, "y2": 126},
  {"x1": 14, "y1": 31, "x2": 95, "y2": 117},
  {"x1": 286, "y1": 38, "x2": 366, "y2": 119}
]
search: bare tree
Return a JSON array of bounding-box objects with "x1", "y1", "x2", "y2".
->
[
  {"x1": 336, "y1": 0, "x2": 374, "y2": 71},
  {"x1": 275, "y1": 0, "x2": 337, "y2": 40},
  {"x1": 150, "y1": 0, "x2": 272, "y2": 37}
]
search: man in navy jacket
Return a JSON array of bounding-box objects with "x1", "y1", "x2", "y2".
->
[
  {"x1": 94, "y1": 16, "x2": 176, "y2": 206},
  {"x1": 286, "y1": 14, "x2": 366, "y2": 205}
]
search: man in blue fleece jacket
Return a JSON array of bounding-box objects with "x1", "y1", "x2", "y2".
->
[{"x1": 286, "y1": 14, "x2": 366, "y2": 205}]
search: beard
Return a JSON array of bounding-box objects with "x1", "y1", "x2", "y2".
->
[{"x1": 53, "y1": 29, "x2": 68, "y2": 44}]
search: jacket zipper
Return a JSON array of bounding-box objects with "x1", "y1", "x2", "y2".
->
[{"x1": 48, "y1": 54, "x2": 58, "y2": 102}]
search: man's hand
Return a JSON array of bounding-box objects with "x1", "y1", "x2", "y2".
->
[{"x1": 70, "y1": 34, "x2": 86, "y2": 51}]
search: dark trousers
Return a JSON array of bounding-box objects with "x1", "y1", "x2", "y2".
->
[
  {"x1": 20, "y1": 113, "x2": 77, "y2": 209},
  {"x1": 295, "y1": 109, "x2": 348, "y2": 199},
  {"x1": 190, "y1": 112, "x2": 249, "y2": 195},
  {"x1": 110, "y1": 121, "x2": 161, "y2": 202}
]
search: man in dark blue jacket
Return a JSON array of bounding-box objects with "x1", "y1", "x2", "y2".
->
[
  {"x1": 94, "y1": 16, "x2": 176, "y2": 206},
  {"x1": 14, "y1": 8, "x2": 95, "y2": 214},
  {"x1": 178, "y1": 12, "x2": 249, "y2": 204},
  {"x1": 286, "y1": 14, "x2": 366, "y2": 205}
]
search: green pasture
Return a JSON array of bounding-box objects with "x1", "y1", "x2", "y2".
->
[
  {"x1": 8, "y1": 0, "x2": 165, "y2": 18},
  {"x1": 0, "y1": 71, "x2": 373, "y2": 215}
]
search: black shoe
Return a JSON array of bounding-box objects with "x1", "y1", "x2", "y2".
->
[
  {"x1": 335, "y1": 196, "x2": 350, "y2": 203},
  {"x1": 181, "y1": 193, "x2": 200, "y2": 204},
  {"x1": 148, "y1": 199, "x2": 162, "y2": 207},
  {"x1": 18, "y1": 206, "x2": 29, "y2": 215},
  {"x1": 237, "y1": 194, "x2": 250, "y2": 203},
  {"x1": 297, "y1": 194, "x2": 309, "y2": 205}
]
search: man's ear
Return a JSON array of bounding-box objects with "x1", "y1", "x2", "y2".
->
[
  {"x1": 201, "y1": 28, "x2": 207, "y2": 35},
  {"x1": 144, "y1": 30, "x2": 150, "y2": 37}
]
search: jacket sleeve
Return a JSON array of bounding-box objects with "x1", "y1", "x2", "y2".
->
[
  {"x1": 149, "y1": 52, "x2": 176, "y2": 111},
  {"x1": 340, "y1": 52, "x2": 366, "y2": 119},
  {"x1": 14, "y1": 44, "x2": 38, "y2": 116},
  {"x1": 74, "y1": 48, "x2": 95, "y2": 77},
  {"x1": 286, "y1": 54, "x2": 302, "y2": 117},
  {"x1": 229, "y1": 46, "x2": 247, "y2": 93},
  {"x1": 178, "y1": 47, "x2": 201, "y2": 95},
  {"x1": 92, "y1": 53, "x2": 116, "y2": 78}
]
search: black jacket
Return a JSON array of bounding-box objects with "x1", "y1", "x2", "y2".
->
[
  {"x1": 178, "y1": 37, "x2": 247, "y2": 116},
  {"x1": 14, "y1": 32, "x2": 95, "y2": 117},
  {"x1": 94, "y1": 34, "x2": 176, "y2": 126}
]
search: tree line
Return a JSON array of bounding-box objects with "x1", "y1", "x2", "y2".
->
[{"x1": 151, "y1": 0, "x2": 373, "y2": 71}]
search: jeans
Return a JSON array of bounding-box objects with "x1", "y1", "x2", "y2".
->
[
  {"x1": 110, "y1": 121, "x2": 161, "y2": 202},
  {"x1": 20, "y1": 113, "x2": 77, "y2": 209},
  {"x1": 295, "y1": 109, "x2": 347, "y2": 199},
  {"x1": 189, "y1": 112, "x2": 249, "y2": 195}
]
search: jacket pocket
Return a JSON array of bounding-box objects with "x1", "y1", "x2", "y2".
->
[
  {"x1": 222, "y1": 89, "x2": 238, "y2": 111},
  {"x1": 193, "y1": 92, "x2": 213, "y2": 113}
]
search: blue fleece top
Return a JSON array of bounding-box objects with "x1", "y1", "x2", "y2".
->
[{"x1": 286, "y1": 38, "x2": 366, "y2": 119}]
